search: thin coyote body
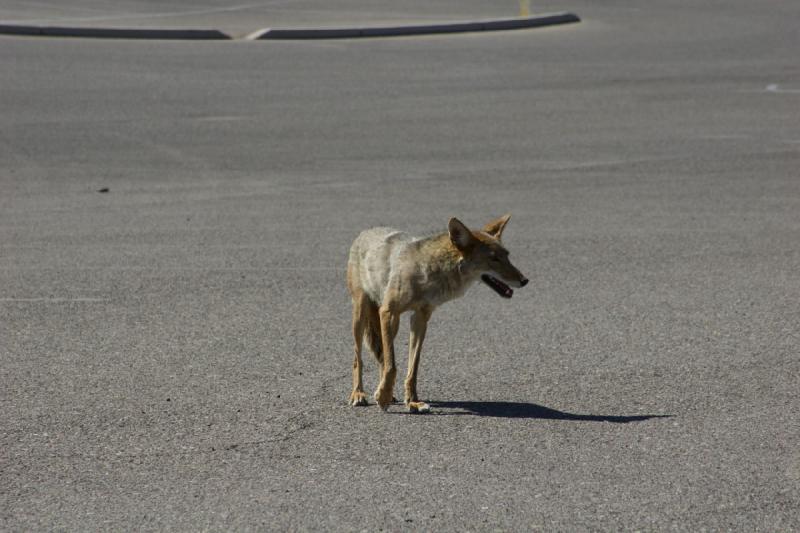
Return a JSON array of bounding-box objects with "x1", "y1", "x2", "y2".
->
[{"x1": 346, "y1": 215, "x2": 528, "y2": 413}]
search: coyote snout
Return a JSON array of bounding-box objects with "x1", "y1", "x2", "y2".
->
[{"x1": 346, "y1": 214, "x2": 528, "y2": 413}]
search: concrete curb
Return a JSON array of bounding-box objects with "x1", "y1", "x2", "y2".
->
[
  {"x1": 0, "y1": 24, "x2": 230, "y2": 40},
  {"x1": 249, "y1": 12, "x2": 580, "y2": 40},
  {"x1": 0, "y1": 12, "x2": 579, "y2": 41}
]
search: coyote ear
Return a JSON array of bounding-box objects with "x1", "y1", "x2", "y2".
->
[
  {"x1": 448, "y1": 217, "x2": 475, "y2": 251},
  {"x1": 483, "y1": 213, "x2": 511, "y2": 239}
]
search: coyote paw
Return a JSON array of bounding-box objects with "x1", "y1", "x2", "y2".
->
[
  {"x1": 373, "y1": 387, "x2": 394, "y2": 411},
  {"x1": 407, "y1": 401, "x2": 431, "y2": 414},
  {"x1": 349, "y1": 391, "x2": 368, "y2": 407}
]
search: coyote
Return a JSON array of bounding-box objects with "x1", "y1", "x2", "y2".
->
[{"x1": 346, "y1": 215, "x2": 528, "y2": 413}]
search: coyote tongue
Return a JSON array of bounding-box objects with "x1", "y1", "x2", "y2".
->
[{"x1": 481, "y1": 274, "x2": 513, "y2": 298}]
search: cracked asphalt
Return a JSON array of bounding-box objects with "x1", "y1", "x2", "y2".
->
[{"x1": 2, "y1": 0, "x2": 799, "y2": 530}]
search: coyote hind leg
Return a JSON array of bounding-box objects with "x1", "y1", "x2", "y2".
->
[
  {"x1": 363, "y1": 303, "x2": 383, "y2": 363},
  {"x1": 374, "y1": 305, "x2": 400, "y2": 411},
  {"x1": 349, "y1": 292, "x2": 370, "y2": 407},
  {"x1": 364, "y1": 303, "x2": 400, "y2": 404}
]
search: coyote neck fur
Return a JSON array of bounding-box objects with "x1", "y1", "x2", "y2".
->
[
  {"x1": 416, "y1": 233, "x2": 462, "y2": 271},
  {"x1": 412, "y1": 233, "x2": 478, "y2": 305}
]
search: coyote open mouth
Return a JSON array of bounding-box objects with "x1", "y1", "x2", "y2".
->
[{"x1": 481, "y1": 274, "x2": 513, "y2": 298}]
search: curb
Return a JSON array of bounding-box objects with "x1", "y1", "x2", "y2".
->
[
  {"x1": 0, "y1": 12, "x2": 579, "y2": 41},
  {"x1": 0, "y1": 24, "x2": 230, "y2": 40},
  {"x1": 249, "y1": 12, "x2": 580, "y2": 40}
]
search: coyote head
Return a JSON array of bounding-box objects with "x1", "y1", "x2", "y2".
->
[{"x1": 448, "y1": 214, "x2": 529, "y2": 298}]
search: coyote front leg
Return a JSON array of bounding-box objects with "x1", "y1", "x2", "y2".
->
[
  {"x1": 406, "y1": 307, "x2": 432, "y2": 413},
  {"x1": 374, "y1": 305, "x2": 400, "y2": 411}
]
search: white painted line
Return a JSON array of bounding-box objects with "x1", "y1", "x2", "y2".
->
[
  {"x1": 244, "y1": 28, "x2": 270, "y2": 41},
  {"x1": 541, "y1": 155, "x2": 685, "y2": 171},
  {"x1": 0, "y1": 298, "x2": 109, "y2": 303},
  {"x1": 697, "y1": 134, "x2": 752, "y2": 140},
  {"x1": 192, "y1": 116, "x2": 250, "y2": 122},
  {"x1": 765, "y1": 84, "x2": 800, "y2": 94}
]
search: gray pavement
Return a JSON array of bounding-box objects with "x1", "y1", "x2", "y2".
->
[{"x1": 2, "y1": 0, "x2": 799, "y2": 530}]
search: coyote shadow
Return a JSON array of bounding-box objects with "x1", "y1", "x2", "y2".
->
[{"x1": 429, "y1": 401, "x2": 670, "y2": 423}]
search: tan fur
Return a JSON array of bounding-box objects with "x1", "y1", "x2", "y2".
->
[{"x1": 347, "y1": 215, "x2": 528, "y2": 412}]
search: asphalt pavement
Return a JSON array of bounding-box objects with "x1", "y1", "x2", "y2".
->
[{"x1": 1, "y1": 0, "x2": 799, "y2": 530}]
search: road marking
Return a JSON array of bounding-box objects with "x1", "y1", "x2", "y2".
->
[
  {"x1": 765, "y1": 84, "x2": 800, "y2": 94},
  {"x1": 192, "y1": 116, "x2": 249, "y2": 123},
  {"x1": 0, "y1": 297, "x2": 108, "y2": 303},
  {"x1": 542, "y1": 155, "x2": 683, "y2": 170},
  {"x1": 697, "y1": 134, "x2": 751, "y2": 140}
]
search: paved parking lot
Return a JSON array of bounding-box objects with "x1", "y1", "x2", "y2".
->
[{"x1": 1, "y1": 1, "x2": 798, "y2": 530}]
